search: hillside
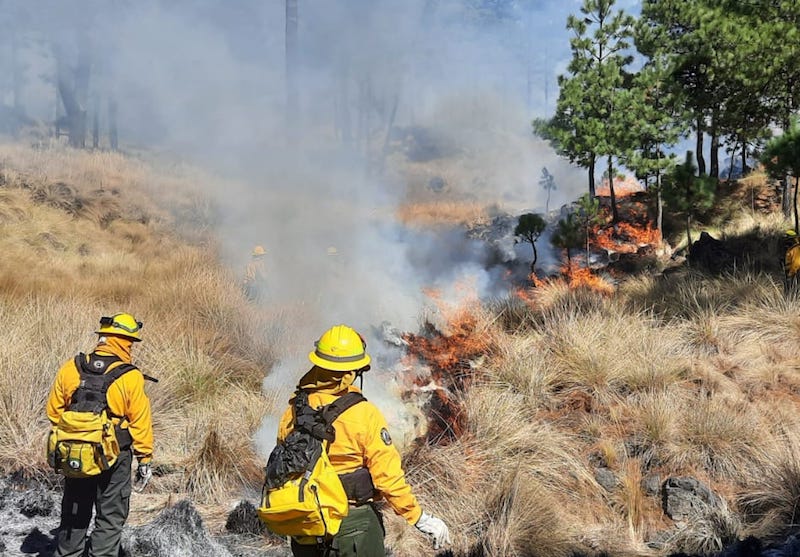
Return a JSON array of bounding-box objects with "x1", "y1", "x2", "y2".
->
[{"x1": 1, "y1": 143, "x2": 800, "y2": 557}]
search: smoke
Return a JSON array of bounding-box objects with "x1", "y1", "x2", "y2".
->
[{"x1": 0, "y1": 0, "x2": 591, "y2": 452}]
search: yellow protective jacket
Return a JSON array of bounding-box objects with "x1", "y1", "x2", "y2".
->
[
  {"x1": 244, "y1": 258, "x2": 267, "y2": 285},
  {"x1": 46, "y1": 338, "x2": 153, "y2": 464},
  {"x1": 278, "y1": 368, "x2": 422, "y2": 526},
  {"x1": 786, "y1": 243, "x2": 800, "y2": 279}
]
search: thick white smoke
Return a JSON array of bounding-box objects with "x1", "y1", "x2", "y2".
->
[{"x1": 0, "y1": 0, "x2": 592, "y2": 454}]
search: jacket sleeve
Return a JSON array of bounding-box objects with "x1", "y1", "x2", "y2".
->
[
  {"x1": 118, "y1": 370, "x2": 153, "y2": 464},
  {"x1": 363, "y1": 405, "x2": 423, "y2": 525},
  {"x1": 45, "y1": 361, "x2": 72, "y2": 426}
]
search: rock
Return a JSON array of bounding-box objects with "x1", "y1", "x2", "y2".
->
[
  {"x1": 225, "y1": 501, "x2": 266, "y2": 536},
  {"x1": 641, "y1": 474, "x2": 661, "y2": 497},
  {"x1": 662, "y1": 476, "x2": 722, "y2": 521},
  {"x1": 594, "y1": 467, "x2": 617, "y2": 491}
]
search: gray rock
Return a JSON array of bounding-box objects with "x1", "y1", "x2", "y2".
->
[
  {"x1": 641, "y1": 474, "x2": 661, "y2": 497},
  {"x1": 663, "y1": 476, "x2": 722, "y2": 521},
  {"x1": 594, "y1": 467, "x2": 617, "y2": 491}
]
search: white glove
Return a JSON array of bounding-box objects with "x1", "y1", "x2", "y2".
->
[
  {"x1": 133, "y1": 462, "x2": 152, "y2": 493},
  {"x1": 415, "y1": 511, "x2": 451, "y2": 550}
]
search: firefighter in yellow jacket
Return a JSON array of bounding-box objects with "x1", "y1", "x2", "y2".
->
[
  {"x1": 784, "y1": 229, "x2": 800, "y2": 293},
  {"x1": 278, "y1": 324, "x2": 451, "y2": 556},
  {"x1": 243, "y1": 245, "x2": 268, "y2": 302},
  {"x1": 46, "y1": 313, "x2": 153, "y2": 557}
]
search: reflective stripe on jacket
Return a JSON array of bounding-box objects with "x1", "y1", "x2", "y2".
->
[{"x1": 278, "y1": 385, "x2": 423, "y2": 525}]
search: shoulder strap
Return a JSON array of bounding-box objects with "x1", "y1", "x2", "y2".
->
[
  {"x1": 69, "y1": 354, "x2": 139, "y2": 414},
  {"x1": 321, "y1": 392, "x2": 366, "y2": 426},
  {"x1": 291, "y1": 390, "x2": 366, "y2": 443}
]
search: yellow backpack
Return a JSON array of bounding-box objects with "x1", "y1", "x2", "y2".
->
[
  {"x1": 47, "y1": 354, "x2": 137, "y2": 478},
  {"x1": 258, "y1": 390, "x2": 365, "y2": 538}
]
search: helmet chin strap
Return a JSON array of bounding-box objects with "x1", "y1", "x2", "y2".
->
[{"x1": 355, "y1": 364, "x2": 370, "y2": 389}]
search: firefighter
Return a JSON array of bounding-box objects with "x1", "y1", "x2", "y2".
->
[
  {"x1": 278, "y1": 324, "x2": 451, "y2": 556},
  {"x1": 783, "y1": 230, "x2": 800, "y2": 293},
  {"x1": 47, "y1": 313, "x2": 153, "y2": 557},
  {"x1": 243, "y1": 245, "x2": 268, "y2": 302}
]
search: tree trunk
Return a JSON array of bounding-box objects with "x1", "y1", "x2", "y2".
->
[
  {"x1": 695, "y1": 117, "x2": 706, "y2": 176},
  {"x1": 588, "y1": 153, "x2": 596, "y2": 197},
  {"x1": 741, "y1": 138, "x2": 748, "y2": 176},
  {"x1": 11, "y1": 32, "x2": 23, "y2": 114},
  {"x1": 546, "y1": 189, "x2": 551, "y2": 214},
  {"x1": 607, "y1": 154, "x2": 618, "y2": 223},
  {"x1": 285, "y1": 0, "x2": 299, "y2": 129},
  {"x1": 92, "y1": 95, "x2": 99, "y2": 149},
  {"x1": 794, "y1": 176, "x2": 799, "y2": 235},
  {"x1": 656, "y1": 169, "x2": 663, "y2": 240},
  {"x1": 530, "y1": 242, "x2": 538, "y2": 273},
  {"x1": 784, "y1": 175, "x2": 792, "y2": 218},
  {"x1": 565, "y1": 249, "x2": 572, "y2": 278},
  {"x1": 108, "y1": 97, "x2": 118, "y2": 151},
  {"x1": 709, "y1": 115, "x2": 719, "y2": 179}
]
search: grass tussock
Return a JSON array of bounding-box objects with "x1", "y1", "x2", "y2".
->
[{"x1": 411, "y1": 246, "x2": 800, "y2": 554}]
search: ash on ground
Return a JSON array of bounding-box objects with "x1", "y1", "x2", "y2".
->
[{"x1": 0, "y1": 475, "x2": 289, "y2": 557}]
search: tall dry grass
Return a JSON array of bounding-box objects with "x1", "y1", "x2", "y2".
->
[
  {"x1": 398, "y1": 240, "x2": 800, "y2": 555},
  {"x1": 0, "y1": 142, "x2": 283, "y2": 505},
  {"x1": 5, "y1": 141, "x2": 800, "y2": 554}
]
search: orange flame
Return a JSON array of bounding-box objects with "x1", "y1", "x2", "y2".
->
[
  {"x1": 593, "y1": 222, "x2": 661, "y2": 254},
  {"x1": 402, "y1": 285, "x2": 491, "y2": 443}
]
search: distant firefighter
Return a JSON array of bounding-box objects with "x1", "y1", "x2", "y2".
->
[
  {"x1": 244, "y1": 245, "x2": 268, "y2": 302},
  {"x1": 783, "y1": 230, "x2": 800, "y2": 293}
]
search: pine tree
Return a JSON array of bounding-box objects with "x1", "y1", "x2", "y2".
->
[{"x1": 514, "y1": 213, "x2": 547, "y2": 274}]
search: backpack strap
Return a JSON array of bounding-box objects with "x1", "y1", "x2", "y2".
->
[
  {"x1": 70, "y1": 353, "x2": 139, "y2": 417},
  {"x1": 292, "y1": 390, "x2": 366, "y2": 443}
]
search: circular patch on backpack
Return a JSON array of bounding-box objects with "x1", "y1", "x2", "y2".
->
[
  {"x1": 380, "y1": 428, "x2": 392, "y2": 446},
  {"x1": 93, "y1": 360, "x2": 105, "y2": 370}
]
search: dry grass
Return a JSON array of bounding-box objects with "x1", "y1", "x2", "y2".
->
[
  {"x1": 0, "y1": 143, "x2": 279, "y2": 506},
  {"x1": 6, "y1": 141, "x2": 800, "y2": 555},
  {"x1": 395, "y1": 200, "x2": 491, "y2": 228}
]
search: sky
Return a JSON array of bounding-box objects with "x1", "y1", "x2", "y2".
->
[{"x1": 0, "y1": 0, "x2": 643, "y2": 451}]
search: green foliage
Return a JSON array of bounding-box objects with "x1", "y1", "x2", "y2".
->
[
  {"x1": 542, "y1": 0, "x2": 635, "y2": 200},
  {"x1": 763, "y1": 118, "x2": 800, "y2": 232},
  {"x1": 762, "y1": 119, "x2": 800, "y2": 180},
  {"x1": 515, "y1": 213, "x2": 547, "y2": 272},
  {"x1": 662, "y1": 151, "x2": 717, "y2": 245},
  {"x1": 551, "y1": 212, "x2": 585, "y2": 268}
]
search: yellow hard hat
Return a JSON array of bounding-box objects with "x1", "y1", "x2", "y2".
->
[
  {"x1": 308, "y1": 324, "x2": 371, "y2": 372},
  {"x1": 252, "y1": 245, "x2": 266, "y2": 256},
  {"x1": 787, "y1": 230, "x2": 797, "y2": 237},
  {"x1": 96, "y1": 312, "x2": 143, "y2": 342}
]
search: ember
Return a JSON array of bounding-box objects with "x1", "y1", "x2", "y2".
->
[{"x1": 402, "y1": 289, "x2": 492, "y2": 444}]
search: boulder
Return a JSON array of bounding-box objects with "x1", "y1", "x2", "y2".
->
[{"x1": 662, "y1": 476, "x2": 722, "y2": 521}]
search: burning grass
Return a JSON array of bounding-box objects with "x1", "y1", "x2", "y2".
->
[{"x1": 400, "y1": 258, "x2": 800, "y2": 554}]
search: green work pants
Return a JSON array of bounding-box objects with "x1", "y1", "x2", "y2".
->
[
  {"x1": 55, "y1": 448, "x2": 132, "y2": 557},
  {"x1": 291, "y1": 505, "x2": 386, "y2": 557}
]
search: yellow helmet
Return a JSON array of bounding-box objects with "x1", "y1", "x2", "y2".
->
[
  {"x1": 96, "y1": 312, "x2": 143, "y2": 342},
  {"x1": 308, "y1": 324, "x2": 371, "y2": 372},
  {"x1": 787, "y1": 230, "x2": 797, "y2": 237},
  {"x1": 252, "y1": 245, "x2": 266, "y2": 257}
]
